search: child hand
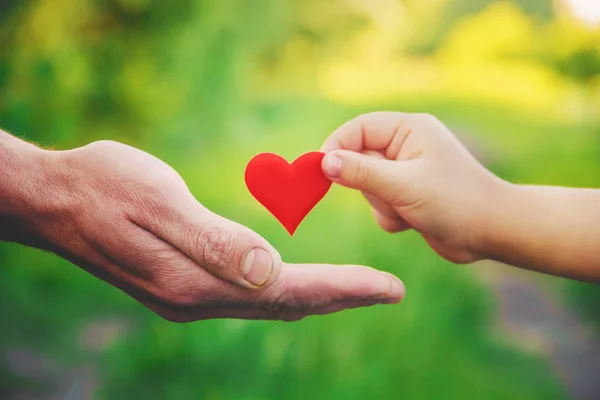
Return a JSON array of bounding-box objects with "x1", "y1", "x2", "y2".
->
[{"x1": 321, "y1": 112, "x2": 506, "y2": 264}]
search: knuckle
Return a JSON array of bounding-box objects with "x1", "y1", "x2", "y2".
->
[
  {"x1": 266, "y1": 295, "x2": 289, "y2": 321},
  {"x1": 354, "y1": 112, "x2": 375, "y2": 122},
  {"x1": 374, "y1": 213, "x2": 405, "y2": 233},
  {"x1": 264, "y1": 277, "x2": 305, "y2": 321},
  {"x1": 379, "y1": 221, "x2": 400, "y2": 233},
  {"x1": 353, "y1": 160, "x2": 371, "y2": 184},
  {"x1": 197, "y1": 226, "x2": 236, "y2": 269},
  {"x1": 415, "y1": 113, "x2": 439, "y2": 125},
  {"x1": 267, "y1": 298, "x2": 297, "y2": 321}
]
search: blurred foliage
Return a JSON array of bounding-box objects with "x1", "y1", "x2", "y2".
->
[{"x1": 1, "y1": 0, "x2": 600, "y2": 398}]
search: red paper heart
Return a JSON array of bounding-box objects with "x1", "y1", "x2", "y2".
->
[{"x1": 245, "y1": 152, "x2": 332, "y2": 235}]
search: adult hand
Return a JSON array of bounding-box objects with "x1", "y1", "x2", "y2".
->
[{"x1": 0, "y1": 135, "x2": 405, "y2": 321}]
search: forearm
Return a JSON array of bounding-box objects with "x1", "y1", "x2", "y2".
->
[
  {"x1": 478, "y1": 183, "x2": 600, "y2": 282},
  {"x1": 0, "y1": 130, "x2": 47, "y2": 243}
]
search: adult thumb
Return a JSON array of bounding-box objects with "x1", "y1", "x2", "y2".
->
[
  {"x1": 143, "y1": 200, "x2": 283, "y2": 290},
  {"x1": 322, "y1": 150, "x2": 405, "y2": 201},
  {"x1": 188, "y1": 213, "x2": 283, "y2": 289}
]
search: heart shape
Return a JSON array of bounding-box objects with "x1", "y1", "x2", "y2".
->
[{"x1": 245, "y1": 152, "x2": 332, "y2": 235}]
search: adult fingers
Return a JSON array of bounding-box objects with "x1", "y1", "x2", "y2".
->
[
  {"x1": 134, "y1": 198, "x2": 282, "y2": 290},
  {"x1": 152, "y1": 262, "x2": 405, "y2": 322}
]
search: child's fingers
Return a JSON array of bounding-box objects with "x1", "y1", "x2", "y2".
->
[
  {"x1": 360, "y1": 150, "x2": 400, "y2": 217},
  {"x1": 358, "y1": 150, "x2": 410, "y2": 233},
  {"x1": 363, "y1": 191, "x2": 396, "y2": 216},
  {"x1": 364, "y1": 191, "x2": 411, "y2": 233},
  {"x1": 322, "y1": 150, "x2": 409, "y2": 203},
  {"x1": 372, "y1": 209, "x2": 411, "y2": 233},
  {"x1": 321, "y1": 112, "x2": 409, "y2": 154}
]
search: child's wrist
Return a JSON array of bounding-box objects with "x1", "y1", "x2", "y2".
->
[{"x1": 468, "y1": 178, "x2": 521, "y2": 262}]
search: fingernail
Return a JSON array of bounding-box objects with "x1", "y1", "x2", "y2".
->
[
  {"x1": 373, "y1": 272, "x2": 406, "y2": 301},
  {"x1": 322, "y1": 154, "x2": 343, "y2": 178},
  {"x1": 242, "y1": 248, "x2": 273, "y2": 287}
]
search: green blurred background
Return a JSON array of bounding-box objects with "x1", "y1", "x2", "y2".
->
[{"x1": 1, "y1": 0, "x2": 600, "y2": 399}]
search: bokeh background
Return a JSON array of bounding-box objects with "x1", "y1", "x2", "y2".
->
[{"x1": 1, "y1": 0, "x2": 600, "y2": 399}]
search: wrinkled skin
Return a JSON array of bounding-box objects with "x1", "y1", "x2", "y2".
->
[{"x1": 0, "y1": 136, "x2": 405, "y2": 322}]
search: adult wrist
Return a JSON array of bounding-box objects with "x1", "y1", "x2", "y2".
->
[{"x1": 0, "y1": 133, "x2": 52, "y2": 243}]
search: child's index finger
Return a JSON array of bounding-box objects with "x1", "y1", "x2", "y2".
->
[{"x1": 320, "y1": 111, "x2": 410, "y2": 154}]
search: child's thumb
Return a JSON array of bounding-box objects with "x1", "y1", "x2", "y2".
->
[{"x1": 322, "y1": 150, "x2": 404, "y2": 201}]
